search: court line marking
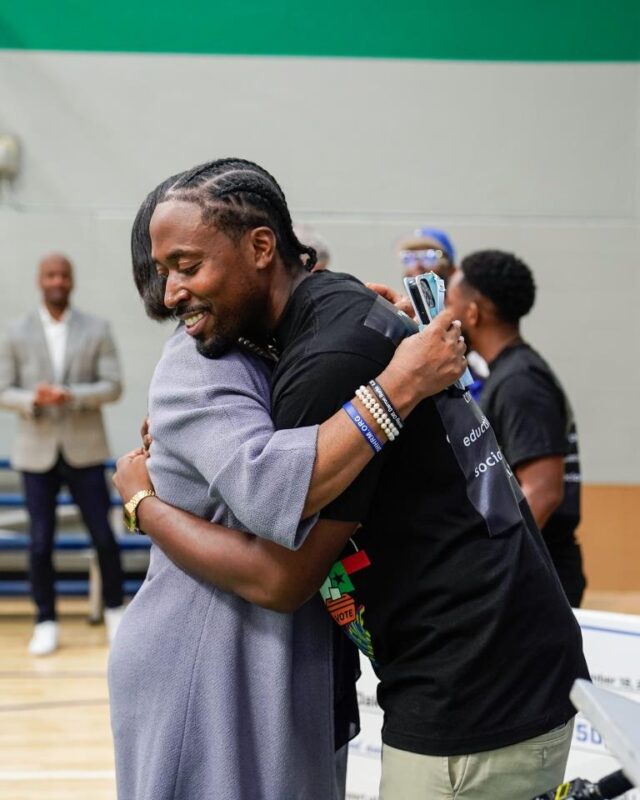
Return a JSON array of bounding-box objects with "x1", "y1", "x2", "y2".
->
[
  {"x1": 0, "y1": 697, "x2": 108, "y2": 713},
  {"x1": 0, "y1": 770, "x2": 115, "y2": 780},
  {"x1": 0, "y1": 670, "x2": 105, "y2": 679}
]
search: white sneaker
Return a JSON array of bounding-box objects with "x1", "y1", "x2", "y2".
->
[
  {"x1": 28, "y1": 621, "x2": 59, "y2": 656},
  {"x1": 104, "y1": 605, "x2": 126, "y2": 644}
]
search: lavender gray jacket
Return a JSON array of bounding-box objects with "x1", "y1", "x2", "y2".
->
[{"x1": 108, "y1": 327, "x2": 336, "y2": 800}]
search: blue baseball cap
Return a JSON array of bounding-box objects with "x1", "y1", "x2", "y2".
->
[{"x1": 413, "y1": 227, "x2": 456, "y2": 263}]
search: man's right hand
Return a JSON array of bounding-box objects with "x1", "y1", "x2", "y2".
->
[{"x1": 377, "y1": 309, "x2": 467, "y2": 418}]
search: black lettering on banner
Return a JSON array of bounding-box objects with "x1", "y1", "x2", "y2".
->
[{"x1": 434, "y1": 391, "x2": 525, "y2": 537}]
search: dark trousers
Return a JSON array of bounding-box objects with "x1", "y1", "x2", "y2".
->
[{"x1": 22, "y1": 454, "x2": 124, "y2": 622}]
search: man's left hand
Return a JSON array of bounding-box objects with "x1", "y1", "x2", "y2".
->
[{"x1": 113, "y1": 448, "x2": 154, "y2": 503}]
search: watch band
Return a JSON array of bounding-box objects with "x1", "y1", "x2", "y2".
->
[{"x1": 123, "y1": 489, "x2": 156, "y2": 534}]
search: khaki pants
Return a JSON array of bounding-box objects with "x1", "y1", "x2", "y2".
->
[{"x1": 380, "y1": 720, "x2": 574, "y2": 800}]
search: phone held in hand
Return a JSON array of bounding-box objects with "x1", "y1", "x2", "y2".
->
[
  {"x1": 404, "y1": 276, "x2": 432, "y2": 326},
  {"x1": 403, "y1": 272, "x2": 474, "y2": 391}
]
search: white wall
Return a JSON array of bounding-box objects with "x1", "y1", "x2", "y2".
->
[{"x1": 0, "y1": 51, "x2": 638, "y2": 481}]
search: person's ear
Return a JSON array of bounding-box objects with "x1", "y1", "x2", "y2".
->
[
  {"x1": 467, "y1": 300, "x2": 480, "y2": 329},
  {"x1": 249, "y1": 227, "x2": 277, "y2": 270}
]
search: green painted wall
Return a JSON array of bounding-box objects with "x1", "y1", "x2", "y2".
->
[{"x1": 1, "y1": 1, "x2": 639, "y2": 61}]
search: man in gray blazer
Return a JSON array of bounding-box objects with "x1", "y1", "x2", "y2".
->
[{"x1": 0, "y1": 253, "x2": 125, "y2": 655}]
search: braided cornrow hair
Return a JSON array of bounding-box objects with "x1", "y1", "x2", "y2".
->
[{"x1": 131, "y1": 158, "x2": 317, "y2": 320}]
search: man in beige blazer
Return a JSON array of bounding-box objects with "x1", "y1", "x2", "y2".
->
[{"x1": 0, "y1": 254, "x2": 125, "y2": 655}]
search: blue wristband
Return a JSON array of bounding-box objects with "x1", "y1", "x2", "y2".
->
[{"x1": 343, "y1": 401, "x2": 384, "y2": 454}]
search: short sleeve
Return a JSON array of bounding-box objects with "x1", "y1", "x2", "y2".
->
[
  {"x1": 149, "y1": 339, "x2": 320, "y2": 550},
  {"x1": 272, "y1": 350, "x2": 390, "y2": 523},
  {"x1": 488, "y1": 372, "x2": 568, "y2": 468}
]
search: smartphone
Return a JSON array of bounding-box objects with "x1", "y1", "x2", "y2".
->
[
  {"x1": 416, "y1": 275, "x2": 439, "y2": 320},
  {"x1": 404, "y1": 272, "x2": 474, "y2": 392},
  {"x1": 421, "y1": 272, "x2": 446, "y2": 316},
  {"x1": 403, "y1": 276, "x2": 433, "y2": 326}
]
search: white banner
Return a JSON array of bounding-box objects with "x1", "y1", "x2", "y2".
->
[{"x1": 346, "y1": 608, "x2": 640, "y2": 800}]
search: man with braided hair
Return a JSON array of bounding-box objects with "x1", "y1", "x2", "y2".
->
[
  {"x1": 113, "y1": 158, "x2": 587, "y2": 800},
  {"x1": 109, "y1": 158, "x2": 467, "y2": 800}
]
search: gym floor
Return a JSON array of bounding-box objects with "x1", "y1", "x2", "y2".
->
[
  {"x1": 0, "y1": 598, "x2": 114, "y2": 800},
  {"x1": 1, "y1": 591, "x2": 639, "y2": 800}
]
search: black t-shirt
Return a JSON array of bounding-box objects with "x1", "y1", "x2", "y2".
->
[
  {"x1": 479, "y1": 343, "x2": 581, "y2": 526},
  {"x1": 478, "y1": 344, "x2": 585, "y2": 607},
  {"x1": 271, "y1": 271, "x2": 588, "y2": 757}
]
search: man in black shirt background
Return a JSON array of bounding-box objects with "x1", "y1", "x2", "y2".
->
[
  {"x1": 447, "y1": 249, "x2": 586, "y2": 607},
  {"x1": 126, "y1": 160, "x2": 589, "y2": 800}
]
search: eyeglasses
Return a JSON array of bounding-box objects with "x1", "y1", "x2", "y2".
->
[{"x1": 399, "y1": 249, "x2": 447, "y2": 268}]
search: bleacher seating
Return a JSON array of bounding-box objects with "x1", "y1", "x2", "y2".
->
[
  {"x1": 0, "y1": 457, "x2": 123, "y2": 507},
  {"x1": 0, "y1": 458, "x2": 150, "y2": 614}
]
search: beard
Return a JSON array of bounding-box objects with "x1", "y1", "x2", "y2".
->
[
  {"x1": 195, "y1": 327, "x2": 236, "y2": 359},
  {"x1": 193, "y1": 291, "x2": 269, "y2": 360}
]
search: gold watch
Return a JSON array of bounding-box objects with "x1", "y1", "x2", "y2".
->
[{"x1": 123, "y1": 489, "x2": 156, "y2": 533}]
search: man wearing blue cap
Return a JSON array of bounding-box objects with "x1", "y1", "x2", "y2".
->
[
  {"x1": 397, "y1": 226, "x2": 457, "y2": 285},
  {"x1": 393, "y1": 227, "x2": 489, "y2": 400}
]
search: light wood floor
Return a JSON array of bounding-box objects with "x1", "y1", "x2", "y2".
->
[
  {"x1": 0, "y1": 599, "x2": 115, "y2": 800},
  {"x1": 1, "y1": 591, "x2": 640, "y2": 800}
]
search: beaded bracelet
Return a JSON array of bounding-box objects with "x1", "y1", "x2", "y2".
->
[
  {"x1": 342, "y1": 401, "x2": 384, "y2": 453},
  {"x1": 368, "y1": 379, "x2": 404, "y2": 431},
  {"x1": 356, "y1": 387, "x2": 399, "y2": 441},
  {"x1": 355, "y1": 386, "x2": 400, "y2": 442}
]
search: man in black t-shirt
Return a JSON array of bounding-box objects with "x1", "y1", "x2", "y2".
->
[
  {"x1": 447, "y1": 249, "x2": 586, "y2": 607},
  {"x1": 126, "y1": 160, "x2": 589, "y2": 800}
]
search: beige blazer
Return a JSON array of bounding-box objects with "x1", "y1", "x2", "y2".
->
[{"x1": 0, "y1": 309, "x2": 122, "y2": 472}]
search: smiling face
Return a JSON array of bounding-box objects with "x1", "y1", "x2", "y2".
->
[{"x1": 150, "y1": 199, "x2": 272, "y2": 358}]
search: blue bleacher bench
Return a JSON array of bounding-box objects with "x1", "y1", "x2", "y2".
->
[
  {"x1": 0, "y1": 458, "x2": 150, "y2": 613},
  {"x1": 0, "y1": 457, "x2": 123, "y2": 508}
]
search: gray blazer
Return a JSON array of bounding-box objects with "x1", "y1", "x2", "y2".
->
[{"x1": 0, "y1": 309, "x2": 122, "y2": 472}]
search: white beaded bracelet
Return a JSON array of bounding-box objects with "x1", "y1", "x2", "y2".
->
[
  {"x1": 355, "y1": 386, "x2": 400, "y2": 441},
  {"x1": 361, "y1": 387, "x2": 399, "y2": 439}
]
